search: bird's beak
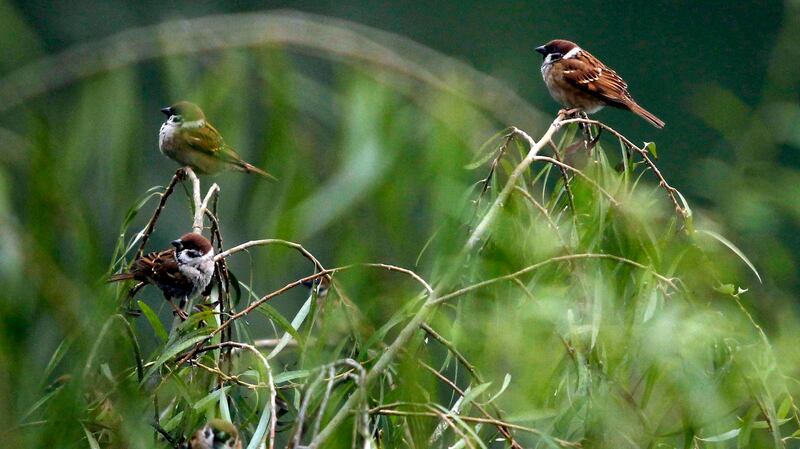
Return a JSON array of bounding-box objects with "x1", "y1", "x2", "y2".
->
[
  {"x1": 535, "y1": 46, "x2": 547, "y2": 56},
  {"x1": 171, "y1": 239, "x2": 183, "y2": 249},
  {"x1": 161, "y1": 107, "x2": 174, "y2": 117}
]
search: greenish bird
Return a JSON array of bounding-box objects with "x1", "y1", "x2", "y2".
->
[
  {"x1": 187, "y1": 419, "x2": 242, "y2": 449},
  {"x1": 159, "y1": 101, "x2": 277, "y2": 180}
]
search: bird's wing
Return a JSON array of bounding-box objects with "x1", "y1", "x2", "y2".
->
[
  {"x1": 558, "y1": 51, "x2": 634, "y2": 106},
  {"x1": 134, "y1": 250, "x2": 189, "y2": 290},
  {"x1": 180, "y1": 123, "x2": 245, "y2": 165}
]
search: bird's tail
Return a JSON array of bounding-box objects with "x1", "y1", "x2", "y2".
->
[
  {"x1": 241, "y1": 162, "x2": 278, "y2": 182},
  {"x1": 628, "y1": 102, "x2": 665, "y2": 129},
  {"x1": 108, "y1": 272, "x2": 135, "y2": 283}
]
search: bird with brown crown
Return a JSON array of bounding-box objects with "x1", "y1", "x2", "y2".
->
[
  {"x1": 108, "y1": 232, "x2": 215, "y2": 320},
  {"x1": 535, "y1": 39, "x2": 665, "y2": 128},
  {"x1": 187, "y1": 420, "x2": 242, "y2": 449},
  {"x1": 159, "y1": 101, "x2": 277, "y2": 179}
]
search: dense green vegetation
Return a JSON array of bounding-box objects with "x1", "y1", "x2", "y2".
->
[{"x1": 1, "y1": 6, "x2": 800, "y2": 449}]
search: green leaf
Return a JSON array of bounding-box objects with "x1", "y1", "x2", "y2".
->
[
  {"x1": 714, "y1": 283, "x2": 737, "y2": 295},
  {"x1": 138, "y1": 300, "x2": 168, "y2": 342},
  {"x1": 82, "y1": 424, "x2": 102, "y2": 449},
  {"x1": 464, "y1": 128, "x2": 511, "y2": 170},
  {"x1": 697, "y1": 428, "x2": 740, "y2": 442},
  {"x1": 460, "y1": 382, "x2": 492, "y2": 407},
  {"x1": 778, "y1": 397, "x2": 793, "y2": 420},
  {"x1": 643, "y1": 141, "x2": 657, "y2": 159},
  {"x1": 256, "y1": 303, "x2": 305, "y2": 350},
  {"x1": 273, "y1": 370, "x2": 310, "y2": 384},
  {"x1": 697, "y1": 229, "x2": 762, "y2": 283},
  {"x1": 484, "y1": 374, "x2": 511, "y2": 404},
  {"x1": 142, "y1": 333, "x2": 212, "y2": 383},
  {"x1": 193, "y1": 386, "x2": 231, "y2": 412}
]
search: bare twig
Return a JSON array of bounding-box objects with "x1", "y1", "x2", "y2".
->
[
  {"x1": 420, "y1": 322, "x2": 480, "y2": 381},
  {"x1": 214, "y1": 239, "x2": 326, "y2": 272},
  {"x1": 420, "y1": 359, "x2": 523, "y2": 449},
  {"x1": 136, "y1": 169, "x2": 185, "y2": 259},
  {"x1": 466, "y1": 115, "x2": 566, "y2": 250},
  {"x1": 369, "y1": 406, "x2": 581, "y2": 447},
  {"x1": 310, "y1": 116, "x2": 568, "y2": 449},
  {"x1": 435, "y1": 253, "x2": 678, "y2": 304},
  {"x1": 532, "y1": 155, "x2": 621, "y2": 206},
  {"x1": 558, "y1": 117, "x2": 688, "y2": 218},
  {"x1": 548, "y1": 140, "x2": 577, "y2": 216}
]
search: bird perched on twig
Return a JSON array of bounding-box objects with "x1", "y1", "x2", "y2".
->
[
  {"x1": 108, "y1": 233, "x2": 214, "y2": 319},
  {"x1": 159, "y1": 101, "x2": 277, "y2": 180},
  {"x1": 186, "y1": 420, "x2": 242, "y2": 449},
  {"x1": 535, "y1": 39, "x2": 665, "y2": 128}
]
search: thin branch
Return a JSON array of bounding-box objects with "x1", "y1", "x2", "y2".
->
[
  {"x1": 512, "y1": 186, "x2": 568, "y2": 246},
  {"x1": 214, "y1": 239, "x2": 326, "y2": 272},
  {"x1": 548, "y1": 140, "x2": 577, "y2": 216},
  {"x1": 532, "y1": 155, "x2": 621, "y2": 206},
  {"x1": 558, "y1": 117, "x2": 688, "y2": 218},
  {"x1": 434, "y1": 253, "x2": 678, "y2": 304},
  {"x1": 369, "y1": 406, "x2": 581, "y2": 447},
  {"x1": 310, "y1": 116, "x2": 567, "y2": 449},
  {"x1": 419, "y1": 361, "x2": 523, "y2": 449},
  {"x1": 136, "y1": 169, "x2": 185, "y2": 258},
  {"x1": 420, "y1": 322, "x2": 480, "y2": 381},
  {"x1": 466, "y1": 115, "x2": 566, "y2": 250},
  {"x1": 183, "y1": 168, "x2": 205, "y2": 233}
]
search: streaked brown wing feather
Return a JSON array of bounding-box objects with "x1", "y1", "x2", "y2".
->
[
  {"x1": 133, "y1": 250, "x2": 179, "y2": 281},
  {"x1": 559, "y1": 51, "x2": 633, "y2": 106}
]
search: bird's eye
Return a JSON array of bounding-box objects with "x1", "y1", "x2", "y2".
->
[
  {"x1": 204, "y1": 428, "x2": 213, "y2": 439},
  {"x1": 183, "y1": 249, "x2": 201, "y2": 258}
]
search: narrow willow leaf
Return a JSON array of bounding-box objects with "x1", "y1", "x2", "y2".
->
[
  {"x1": 194, "y1": 386, "x2": 231, "y2": 412},
  {"x1": 142, "y1": 334, "x2": 211, "y2": 383},
  {"x1": 697, "y1": 229, "x2": 761, "y2": 283},
  {"x1": 138, "y1": 300, "x2": 168, "y2": 342},
  {"x1": 267, "y1": 295, "x2": 313, "y2": 360},
  {"x1": 697, "y1": 428, "x2": 740, "y2": 442},
  {"x1": 256, "y1": 303, "x2": 305, "y2": 349},
  {"x1": 82, "y1": 424, "x2": 101, "y2": 449},
  {"x1": 484, "y1": 373, "x2": 511, "y2": 404},
  {"x1": 273, "y1": 370, "x2": 310, "y2": 384}
]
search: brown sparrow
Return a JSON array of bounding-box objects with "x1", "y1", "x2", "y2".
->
[
  {"x1": 109, "y1": 233, "x2": 215, "y2": 319},
  {"x1": 186, "y1": 420, "x2": 242, "y2": 449},
  {"x1": 536, "y1": 39, "x2": 665, "y2": 128},
  {"x1": 159, "y1": 101, "x2": 277, "y2": 180}
]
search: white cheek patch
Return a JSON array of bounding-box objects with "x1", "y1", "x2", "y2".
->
[{"x1": 563, "y1": 47, "x2": 582, "y2": 59}]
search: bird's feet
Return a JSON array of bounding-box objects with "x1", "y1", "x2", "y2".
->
[
  {"x1": 558, "y1": 108, "x2": 582, "y2": 117},
  {"x1": 168, "y1": 299, "x2": 189, "y2": 321}
]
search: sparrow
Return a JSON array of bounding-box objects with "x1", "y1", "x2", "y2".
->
[
  {"x1": 187, "y1": 420, "x2": 242, "y2": 449},
  {"x1": 535, "y1": 39, "x2": 665, "y2": 128},
  {"x1": 109, "y1": 233, "x2": 215, "y2": 319},
  {"x1": 159, "y1": 101, "x2": 277, "y2": 180},
  {"x1": 301, "y1": 274, "x2": 331, "y2": 299}
]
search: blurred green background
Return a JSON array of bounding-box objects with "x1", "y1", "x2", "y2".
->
[{"x1": 1, "y1": 0, "x2": 800, "y2": 448}]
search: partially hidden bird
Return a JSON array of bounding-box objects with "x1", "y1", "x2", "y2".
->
[
  {"x1": 159, "y1": 101, "x2": 277, "y2": 179},
  {"x1": 535, "y1": 39, "x2": 665, "y2": 128},
  {"x1": 108, "y1": 232, "x2": 215, "y2": 319},
  {"x1": 187, "y1": 420, "x2": 242, "y2": 449}
]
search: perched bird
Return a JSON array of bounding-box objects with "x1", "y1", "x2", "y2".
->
[
  {"x1": 159, "y1": 101, "x2": 277, "y2": 180},
  {"x1": 187, "y1": 420, "x2": 242, "y2": 449},
  {"x1": 108, "y1": 233, "x2": 215, "y2": 319},
  {"x1": 301, "y1": 274, "x2": 331, "y2": 299},
  {"x1": 535, "y1": 39, "x2": 665, "y2": 128}
]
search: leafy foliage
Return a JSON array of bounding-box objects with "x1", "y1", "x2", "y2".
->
[{"x1": 0, "y1": 10, "x2": 798, "y2": 449}]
